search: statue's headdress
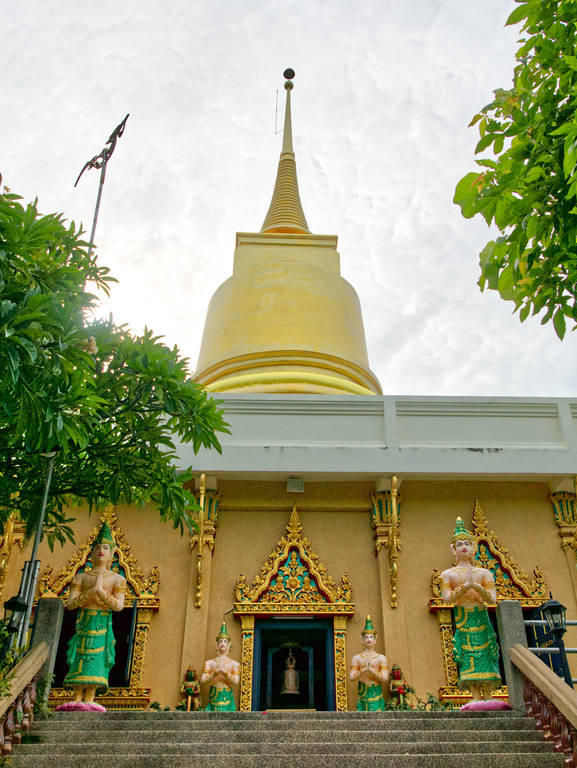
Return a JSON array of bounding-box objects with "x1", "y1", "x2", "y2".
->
[
  {"x1": 216, "y1": 620, "x2": 230, "y2": 643},
  {"x1": 361, "y1": 615, "x2": 376, "y2": 637},
  {"x1": 93, "y1": 521, "x2": 116, "y2": 549},
  {"x1": 451, "y1": 517, "x2": 477, "y2": 545}
]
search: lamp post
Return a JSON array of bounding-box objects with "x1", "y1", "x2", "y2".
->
[
  {"x1": 540, "y1": 598, "x2": 573, "y2": 688},
  {"x1": 1, "y1": 595, "x2": 27, "y2": 661},
  {"x1": 6, "y1": 451, "x2": 57, "y2": 652}
]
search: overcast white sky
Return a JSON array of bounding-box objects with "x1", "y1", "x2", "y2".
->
[{"x1": 3, "y1": 0, "x2": 575, "y2": 396}]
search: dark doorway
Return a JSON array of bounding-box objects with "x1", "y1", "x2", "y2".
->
[
  {"x1": 51, "y1": 601, "x2": 137, "y2": 688},
  {"x1": 252, "y1": 618, "x2": 335, "y2": 711}
]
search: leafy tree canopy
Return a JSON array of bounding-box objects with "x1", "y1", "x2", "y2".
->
[
  {"x1": 454, "y1": 0, "x2": 577, "y2": 339},
  {"x1": 0, "y1": 183, "x2": 229, "y2": 545}
]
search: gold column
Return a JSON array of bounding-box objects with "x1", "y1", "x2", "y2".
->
[
  {"x1": 370, "y1": 482, "x2": 412, "y2": 686},
  {"x1": 239, "y1": 615, "x2": 255, "y2": 711},
  {"x1": 179, "y1": 475, "x2": 220, "y2": 679},
  {"x1": 333, "y1": 615, "x2": 348, "y2": 711},
  {"x1": 370, "y1": 480, "x2": 401, "y2": 609},
  {"x1": 436, "y1": 608, "x2": 459, "y2": 689},
  {"x1": 0, "y1": 515, "x2": 23, "y2": 601},
  {"x1": 550, "y1": 489, "x2": 577, "y2": 603}
]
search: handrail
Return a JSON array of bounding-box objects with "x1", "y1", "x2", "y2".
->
[
  {"x1": 510, "y1": 643, "x2": 577, "y2": 729},
  {"x1": 510, "y1": 642, "x2": 577, "y2": 764},
  {"x1": 0, "y1": 641, "x2": 49, "y2": 755}
]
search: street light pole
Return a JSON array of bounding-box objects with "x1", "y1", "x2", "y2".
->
[{"x1": 15, "y1": 452, "x2": 56, "y2": 649}]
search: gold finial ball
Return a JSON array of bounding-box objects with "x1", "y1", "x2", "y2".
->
[{"x1": 284, "y1": 68, "x2": 295, "y2": 90}]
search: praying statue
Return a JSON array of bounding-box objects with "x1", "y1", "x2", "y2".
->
[
  {"x1": 200, "y1": 621, "x2": 240, "y2": 711},
  {"x1": 441, "y1": 517, "x2": 502, "y2": 703},
  {"x1": 349, "y1": 615, "x2": 388, "y2": 711},
  {"x1": 61, "y1": 522, "x2": 126, "y2": 709}
]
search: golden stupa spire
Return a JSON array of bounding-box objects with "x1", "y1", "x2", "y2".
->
[
  {"x1": 194, "y1": 69, "x2": 382, "y2": 396},
  {"x1": 261, "y1": 69, "x2": 310, "y2": 234}
]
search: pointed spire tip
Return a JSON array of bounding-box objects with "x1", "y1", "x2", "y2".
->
[{"x1": 261, "y1": 67, "x2": 309, "y2": 234}]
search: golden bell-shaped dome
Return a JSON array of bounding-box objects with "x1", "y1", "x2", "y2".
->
[{"x1": 194, "y1": 71, "x2": 381, "y2": 396}]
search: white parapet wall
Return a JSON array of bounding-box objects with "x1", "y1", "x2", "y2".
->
[{"x1": 176, "y1": 394, "x2": 577, "y2": 482}]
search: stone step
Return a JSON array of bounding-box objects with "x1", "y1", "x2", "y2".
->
[
  {"x1": 33, "y1": 715, "x2": 536, "y2": 732},
  {"x1": 9, "y1": 753, "x2": 565, "y2": 768},
  {"x1": 28, "y1": 727, "x2": 543, "y2": 744},
  {"x1": 40, "y1": 710, "x2": 519, "y2": 720},
  {"x1": 13, "y1": 740, "x2": 553, "y2": 755},
  {"x1": 12, "y1": 710, "x2": 561, "y2": 768}
]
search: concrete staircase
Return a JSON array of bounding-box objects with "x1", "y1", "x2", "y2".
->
[{"x1": 11, "y1": 710, "x2": 563, "y2": 767}]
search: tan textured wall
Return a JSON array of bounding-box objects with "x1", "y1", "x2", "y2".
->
[{"x1": 3, "y1": 479, "x2": 575, "y2": 709}]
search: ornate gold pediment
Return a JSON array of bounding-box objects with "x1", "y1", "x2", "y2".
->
[
  {"x1": 234, "y1": 507, "x2": 354, "y2": 616},
  {"x1": 430, "y1": 499, "x2": 547, "y2": 611},
  {"x1": 37, "y1": 506, "x2": 159, "y2": 609}
]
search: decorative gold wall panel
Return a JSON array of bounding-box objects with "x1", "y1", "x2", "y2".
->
[
  {"x1": 190, "y1": 476, "x2": 220, "y2": 608},
  {"x1": 551, "y1": 491, "x2": 577, "y2": 551},
  {"x1": 370, "y1": 477, "x2": 401, "y2": 608},
  {"x1": 333, "y1": 615, "x2": 348, "y2": 711},
  {"x1": 239, "y1": 615, "x2": 255, "y2": 712}
]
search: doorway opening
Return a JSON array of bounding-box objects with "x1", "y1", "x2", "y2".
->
[
  {"x1": 51, "y1": 601, "x2": 137, "y2": 688},
  {"x1": 252, "y1": 617, "x2": 335, "y2": 711}
]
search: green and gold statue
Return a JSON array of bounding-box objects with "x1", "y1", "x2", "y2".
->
[
  {"x1": 441, "y1": 517, "x2": 501, "y2": 702},
  {"x1": 60, "y1": 522, "x2": 126, "y2": 710},
  {"x1": 349, "y1": 615, "x2": 389, "y2": 711},
  {"x1": 180, "y1": 666, "x2": 201, "y2": 711},
  {"x1": 200, "y1": 621, "x2": 240, "y2": 711}
]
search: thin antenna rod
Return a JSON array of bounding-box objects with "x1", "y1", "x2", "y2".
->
[
  {"x1": 75, "y1": 114, "x2": 129, "y2": 258},
  {"x1": 274, "y1": 90, "x2": 283, "y2": 135}
]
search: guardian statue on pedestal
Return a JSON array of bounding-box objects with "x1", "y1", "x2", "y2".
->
[
  {"x1": 200, "y1": 621, "x2": 240, "y2": 711},
  {"x1": 58, "y1": 522, "x2": 126, "y2": 711},
  {"x1": 349, "y1": 615, "x2": 388, "y2": 711},
  {"x1": 441, "y1": 517, "x2": 503, "y2": 708}
]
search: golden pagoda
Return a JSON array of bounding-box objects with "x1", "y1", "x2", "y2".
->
[
  {"x1": 3, "y1": 70, "x2": 574, "y2": 719},
  {"x1": 194, "y1": 70, "x2": 381, "y2": 395}
]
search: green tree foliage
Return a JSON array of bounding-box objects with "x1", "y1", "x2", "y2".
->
[
  {"x1": 0, "y1": 184, "x2": 229, "y2": 545},
  {"x1": 454, "y1": 0, "x2": 577, "y2": 339}
]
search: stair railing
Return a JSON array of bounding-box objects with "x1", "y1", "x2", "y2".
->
[
  {"x1": 0, "y1": 641, "x2": 48, "y2": 755},
  {"x1": 510, "y1": 642, "x2": 577, "y2": 766}
]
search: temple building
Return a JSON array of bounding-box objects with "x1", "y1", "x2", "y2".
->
[{"x1": 2, "y1": 71, "x2": 577, "y2": 711}]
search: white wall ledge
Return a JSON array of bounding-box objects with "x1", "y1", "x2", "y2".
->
[{"x1": 178, "y1": 394, "x2": 577, "y2": 479}]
